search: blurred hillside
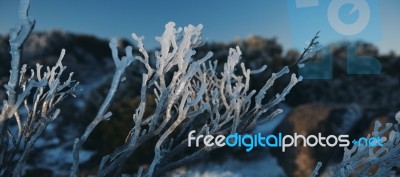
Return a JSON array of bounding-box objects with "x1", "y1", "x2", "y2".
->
[{"x1": 0, "y1": 31, "x2": 400, "y2": 176}]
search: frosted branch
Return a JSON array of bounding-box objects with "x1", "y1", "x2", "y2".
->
[{"x1": 70, "y1": 39, "x2": 133, "y2": 177}]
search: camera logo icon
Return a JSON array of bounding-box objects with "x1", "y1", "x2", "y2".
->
[{"x1": 288, "y1": 0, "x2": 382, "y2": 79}]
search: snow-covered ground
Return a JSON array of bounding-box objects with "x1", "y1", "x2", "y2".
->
[{"x1": 169, "y1": 154, "x2": 285, "y2": 177}]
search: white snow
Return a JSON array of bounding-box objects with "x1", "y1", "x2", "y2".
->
[{"x1": 169, "y1": 154, "x2": 286, "y2": 177}]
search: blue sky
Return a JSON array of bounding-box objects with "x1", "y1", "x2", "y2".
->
[{"x1": 0, "y1": 0, "x2": 399, "y2": 54}]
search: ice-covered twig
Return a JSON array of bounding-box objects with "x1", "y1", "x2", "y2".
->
[
  {"x1": 295, "y1": 31, "x2": 321, "y2": 66},
  {"x1": 0, "y1": 0, "x2": 35, "y2": 139},
  {"x1": 70, "y1": 38, "x2": 134, "y2": 177},
  {"x1": 6, "y1": 0, "x2": 35, "y2": 105}
]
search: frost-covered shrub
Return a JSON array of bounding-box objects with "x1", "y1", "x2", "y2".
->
[
  {"x1": 0, "y1": 1, "x2": 77, "y2": 176},
  {"x1": 332, "y1": 115, "x2": 400, "y2": 177},
  {"x1": 70, "y1": 21, "x2": 304, "y2": 176},
  {"x1": 312, "y1": 113, "x2": 400, "y2": 177},
  {"x1": 0, "y1": 0, "x2": 317, "y2": 177}
]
